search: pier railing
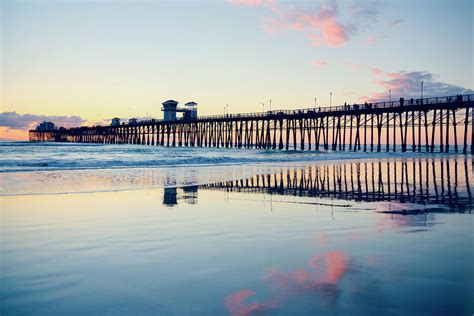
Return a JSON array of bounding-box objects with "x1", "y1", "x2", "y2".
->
[
  {"x1": 138, "y1": 94, "x2": 474, "y2": 124},
  {"x1": 29, "y1": 93, "x2": 474, "y2": 154}
]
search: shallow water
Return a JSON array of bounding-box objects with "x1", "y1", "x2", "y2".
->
[
  {"x1": 1, "y1": 143, "x2": 473, "y2": 315},
  {"x1": 0, "y1": 141, "x2": 451, "y2": 173}
]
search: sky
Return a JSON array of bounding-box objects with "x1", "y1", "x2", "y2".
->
[{"x1": 1, "y1": 0, "x2": 473, "y2": 140}]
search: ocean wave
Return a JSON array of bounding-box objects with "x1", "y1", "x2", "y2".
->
[{"x1": 0, "y1": 141, "x2": 456, "y2": 173}]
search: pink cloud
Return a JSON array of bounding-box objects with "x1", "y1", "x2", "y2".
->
[
  {"x1": 264, "y1": 2, "x2": 353, "y2": 47},
  {"x1": 385, "y1": 72, "x2": 404, "y2": 79},
  {"x1": 244, "y1": 0, "x2": 358, "y2": 47},
  {"x1": 312, "y1": 59, "x2": 328, "y2": 67},
  {"x1": 230, "y1": 0, "x2": 396, "y2": 49},
  {"x1": 361, "y1": 70, "x2": 474, "y2": 102},
  {"x1": 322, "y1": 18, "x2": 350, "y2": 47},
  {"x1": 371, "y1": 68, "x2": 384, "y2": 75}
]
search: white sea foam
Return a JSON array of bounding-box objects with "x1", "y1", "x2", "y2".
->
[{"x1": 0, "y1": 141, "x2": 457, "y2": 172}]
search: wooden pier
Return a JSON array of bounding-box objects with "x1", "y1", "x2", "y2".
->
[{"x1": 29, "y1": 94, "x2": 474, "y2": 154}]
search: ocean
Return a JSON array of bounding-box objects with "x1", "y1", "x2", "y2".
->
[{"x1": 0, "y1": 141, "x2": 430, "y2": 173}]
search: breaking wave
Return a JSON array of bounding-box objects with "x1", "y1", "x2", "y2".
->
[{"x1": 0, "y1": 141, "x2": 454, "y2": 173}]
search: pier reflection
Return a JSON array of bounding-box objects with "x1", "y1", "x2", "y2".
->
[
  {"x1": 163, "y1": 185, "x2": 198, "y2": 206},
  {"x1": 199, "y1": 157, "x2": 473, "y2": 212}
]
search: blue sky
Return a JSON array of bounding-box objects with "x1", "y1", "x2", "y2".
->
[{"x1": 1, "y1": 0, "x2": 472, "y2": 139}]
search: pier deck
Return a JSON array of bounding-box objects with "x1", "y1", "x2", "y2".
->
[{"x1": 29, "y1": 94, "x2": 474, "y2": 154}]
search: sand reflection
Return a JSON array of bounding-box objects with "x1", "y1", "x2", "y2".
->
[{"x1": 226, "y1": 290, "x2": 278, "y2": 316}]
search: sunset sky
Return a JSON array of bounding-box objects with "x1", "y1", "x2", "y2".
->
[{"x1": 1, "y1": 0, "x2": 473, "y2": 140}]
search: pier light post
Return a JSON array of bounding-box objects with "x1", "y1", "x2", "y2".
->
[
  {"x1": 261, "y1": 102, "x2": 265, "y2": 112},
  {"x1": 421, "y1": 81, "x2": 424, "y2": 103},
  {"x1": 269, "y1": 99, "x2": 272, "y2": 111},
  {"x1": 389, "y1": 89, "x2": 391, "y2": 103},
  {"x1": 330, "y1": 92, "x2": 332, "y2": 107},
  {"x1": 314, "y1": 97, "x2": 317, "y2": 110}
]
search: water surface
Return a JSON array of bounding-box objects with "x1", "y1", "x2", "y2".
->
[{"x1": 1, "y1": 143, "x2": 473, "y2": 315}]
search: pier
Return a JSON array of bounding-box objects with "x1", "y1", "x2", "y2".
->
[{"x1": 29, "y1": 94, "x2": 474, "y2": 154}]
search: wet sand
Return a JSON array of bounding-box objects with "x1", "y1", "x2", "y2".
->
[{"x1": 1, "y1": 156, "x2": 473, "y2": 315}]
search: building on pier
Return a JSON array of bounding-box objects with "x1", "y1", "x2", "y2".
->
[
  {"x1": 162, "y1": 100, "x2": 198, "y2": 121},
  {"x1": 162, "y1": 100, "x2": 179, "y2": 121},
  {"x1": 111, "y1": 118, "x2": 121, "y2": 126},
  {"x1": 36, "y1": 121, "x2": 56, "y2": 131},
  {"x1": 184, "y1": 102, "x2": 198, "y2": 120}
]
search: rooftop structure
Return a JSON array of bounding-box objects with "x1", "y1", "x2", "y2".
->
[
  {"x1": 162, "y1": 100, "x2": 198, "y2": 121},
  {"x1": 162, "y1": 100, "x2": 179, "y2": 121},
  {"x1": 36, "y1": 121, "x2": 56, "y2": 131},
  {"x1": 111, "y1": 118, "x2": 121, "y2": 126},
  {"x1": 184, "y1": 101, "x2": 198, "y2": 120}
]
